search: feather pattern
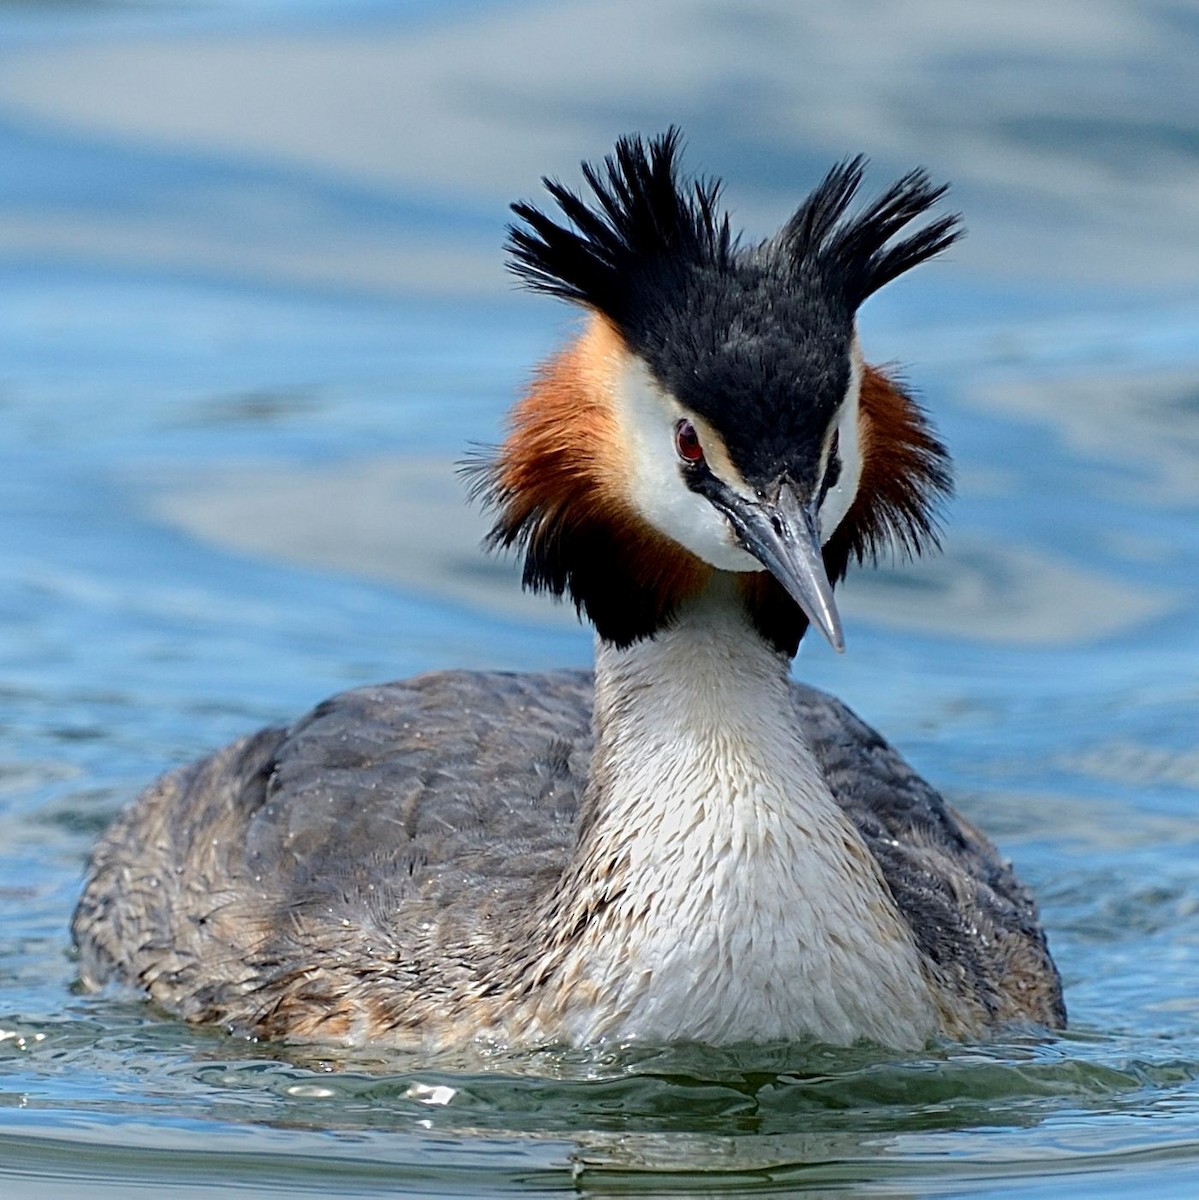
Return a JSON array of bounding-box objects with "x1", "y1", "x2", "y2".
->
[
  {"x1": 507, "y1": 126, "x2": 732, "y2": 312},
  {"x1": 778, "y1": 159, "x2": 962, "y2": 307},
  {"x1": 73, "y1": 668, "x2": 1065, "y2": 1046},
  {"x1": 507, "y1": 129, "x2": 961, "y2": 325}
]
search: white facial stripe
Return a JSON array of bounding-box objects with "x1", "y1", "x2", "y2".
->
[
  {"x1": 817, "y1": 338, "x2": 864, "y2": 542},
  {"x1": 614, "y1": 355, "x2": 761, "y2": 572}
]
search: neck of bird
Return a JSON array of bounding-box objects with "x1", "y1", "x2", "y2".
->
[
  {"x1": 517, "y1": 571, "x2": 939, "y2": 1047},
  {"x1": 587, "y1": 573, "x2": 809, "y2": 830},
  {"x1": 577, "y1": 573, "x2": 838, "y2": 924}
]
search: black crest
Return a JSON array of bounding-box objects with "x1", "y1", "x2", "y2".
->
[
  {"x1": 776, "y1": 157, "x2": 961, "y2": 309},
  {"x1": 506, "y1": 128, "x2": 962, "y2": 326},
  {"x1": 507, "y1": 127, "x2": 732, "y2": 313}
]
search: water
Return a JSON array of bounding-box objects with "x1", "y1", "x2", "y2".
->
[{"x1": 2, "y1": 1, "x2": 1198, "y2": 1195}]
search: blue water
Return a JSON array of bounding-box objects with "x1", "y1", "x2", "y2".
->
[{"x1": 2, "y1": 2, "x2": 1199, "y2": 1196}]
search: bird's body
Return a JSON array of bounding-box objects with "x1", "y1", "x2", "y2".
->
[
  {"x1": 74, "y1": 131, "x2": 1064, "y2": 1049},
  {"x1": 76, "y1": 655, "x2": 1060, "y2": 1049}
]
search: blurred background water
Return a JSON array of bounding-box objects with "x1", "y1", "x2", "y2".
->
[{"x1": 1, "y1": 1, "x2": 1198, "y2": 1196}]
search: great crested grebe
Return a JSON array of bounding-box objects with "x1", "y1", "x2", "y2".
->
[{"x1": 74, "y1": 131, "x2": 1064, "y2": 1050}]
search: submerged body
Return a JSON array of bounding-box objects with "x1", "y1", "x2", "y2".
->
[
  {"x1": 76, "y1": 585, "x2": 1062, "y2": 1048},
  {"x1": 74, "y1": 132, "x2": 1065, "y2": 1048}
]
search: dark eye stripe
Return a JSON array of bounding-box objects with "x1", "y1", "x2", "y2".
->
[{"x1": 819, "y1": 430, "x2": 842, "y2": 501}]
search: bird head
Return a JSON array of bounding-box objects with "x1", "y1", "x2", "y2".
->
[{"x1": 470, "y1": 129, "x2": 957, "y2": 656}]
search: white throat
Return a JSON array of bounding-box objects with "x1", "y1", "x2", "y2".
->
[{"x1": 518, "y1": 577, "x2": 940, "y2": 1049}]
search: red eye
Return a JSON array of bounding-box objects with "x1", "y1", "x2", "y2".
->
[{"x1": 674, "y1": 419, "x2": 705, "y2": 464}]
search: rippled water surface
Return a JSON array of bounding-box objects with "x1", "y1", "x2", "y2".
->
[{"x1": 2, "y1": 2, "x2": 1198, "y2": 1196}]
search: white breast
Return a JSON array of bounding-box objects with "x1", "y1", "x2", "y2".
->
[{"x1": 511, "y1": 582, "x2": 941, "y2": 1049}]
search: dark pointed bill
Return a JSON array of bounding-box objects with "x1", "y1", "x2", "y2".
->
[{"x1": 711, "y1": 481, "x2": 845, "y2": 652}]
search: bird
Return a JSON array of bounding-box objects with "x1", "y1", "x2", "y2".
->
[{"x1": 73, "y1": 130, "x2": 1064, "y2": 1052}]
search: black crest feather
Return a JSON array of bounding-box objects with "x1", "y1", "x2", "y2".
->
[
  {"x1": 507, "y1": 130, "x2": 961, "y2": 324},
  {"x1": 778, "y1": 158, "x2": 962, "y2": 308},
  {"x1": 507, "y1": 127, "x2": 732, "y2": 315}
]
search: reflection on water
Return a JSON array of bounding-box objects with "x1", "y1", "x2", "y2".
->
[
  {"x1": 1, "y1": 1, "x2": 1198, "y2": 1198},
  {"x1": 978, "y1": 368, "x2": 1199, "y2": 507}
]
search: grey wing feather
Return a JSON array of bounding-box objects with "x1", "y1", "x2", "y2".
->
[
  {"x1": 791, "y1": 681, "x2": 1065, "y2": 1028},
  {"x1": 74, "y1": 670, "x2": 595, "y2": 1035}
]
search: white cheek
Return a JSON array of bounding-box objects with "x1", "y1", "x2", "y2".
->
[
  {"x1": 818, "y1": 349, "x2": 864, "y2": 542},
  {"x1": 616, "y1": 359, "x2": 760, "y2": 572}
]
